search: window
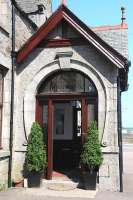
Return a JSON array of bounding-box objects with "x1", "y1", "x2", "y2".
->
[
  {"x1": 0, "y1": 68, "x2": 4, "y2": 147},
  {"x1": 38, "y1": 71, "x2": 97, "y2": 95}
]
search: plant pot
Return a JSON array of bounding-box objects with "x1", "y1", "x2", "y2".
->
[
  {"x1": 81, "y1": 169, "x2": 97, "y2": 190},
  {"x1": 27, "y1": 171, "x2": 42, "y2": 188}
]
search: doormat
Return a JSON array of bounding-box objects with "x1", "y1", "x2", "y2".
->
[{"x1": 47, "y1": 183, "x2": 77, "y2": 191}]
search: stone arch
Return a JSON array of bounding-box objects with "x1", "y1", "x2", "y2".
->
[{"x1": 24, "y1": 59, "x2": 108, "y2": 145}]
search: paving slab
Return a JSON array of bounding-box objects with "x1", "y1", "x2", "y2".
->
[
  {"x1": 0, "y1": 187, "x2": 133, "y2": 200},
  {"x1": 25, "y1": 187, "x2": 97, "y2": 198}
]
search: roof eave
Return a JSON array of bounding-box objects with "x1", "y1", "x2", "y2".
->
[
  {"x1": 119, "y1": 60, "x2": 131, "y2": 92},
  {"x1": 16, "y1": 4, "x2": 129, "y2": 71}
]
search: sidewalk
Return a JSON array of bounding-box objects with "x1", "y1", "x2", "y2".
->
[{"x1": 0, "y1": 185, "x2": 133, "y2": 200}]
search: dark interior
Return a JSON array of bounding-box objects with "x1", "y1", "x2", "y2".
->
[
  {"x1": 53, "y1": 139, "x2": 82, "y2": 171},
  {"x1": 53, "y1": 101, "x2": 82, "y2": 172}
]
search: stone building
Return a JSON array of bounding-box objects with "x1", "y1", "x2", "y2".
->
[{"x1": 0, "y1": 0, "x2": 130, "y2": 191}]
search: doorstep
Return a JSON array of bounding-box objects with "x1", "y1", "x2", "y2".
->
[{"x1": 42, "y1": 179, "x2": 79, "y2": 190}]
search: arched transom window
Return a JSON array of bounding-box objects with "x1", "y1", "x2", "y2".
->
[{"x1": 38, "y1": 70, "x2": 97, "y2": 94}]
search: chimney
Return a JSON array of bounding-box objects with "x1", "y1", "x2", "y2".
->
[
  {"x1": 121, "y1": 7, "x2": 127, "y2": 28},
  {"x1": 61, "y1": 0, "x2": 67, "y2": 5}
]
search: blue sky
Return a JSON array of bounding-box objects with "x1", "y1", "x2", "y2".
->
[{"x1": 52, "y1": 0, "x2": 133, "y2": 128}]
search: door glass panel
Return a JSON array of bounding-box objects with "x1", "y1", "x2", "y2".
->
[
  {"x1": 88, "y1": 104, "x2": 95, "y2": 126},
  {"x1": 53, "y1": 103, "x2": 73, "y2": 140},
  {"x1": 75, "y1": 101, "x2": 81, "y2": 137},
  {"x1": 55, "y1": 108, "x2": 64, "y2": 135},
  {"x1": 77, "y1": 110, "x2": 81, "y2": 136}
]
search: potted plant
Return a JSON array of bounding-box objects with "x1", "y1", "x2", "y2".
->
[
  {"x1": 25, "y1": 122, "x2": 47, "y2": 187},
  {"x1": 80, "y1": 121, "x2": 103, "y2": 190}
]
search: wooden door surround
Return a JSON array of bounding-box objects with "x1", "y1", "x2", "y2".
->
[{"x1": 35, "y1": 93, "x2": 97, "y2": 179}]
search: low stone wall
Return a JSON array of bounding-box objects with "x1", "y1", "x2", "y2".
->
[
  {"x1": 0, "y1": 151, "x2": 10, "y2": 191},
  {"x1": 99, "y1": 149, "x2": 120, "y2": 191}
]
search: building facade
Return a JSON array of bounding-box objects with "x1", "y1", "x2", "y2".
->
[{"x1": 0, "y1": 0, "x2": 130, "y2": 191}]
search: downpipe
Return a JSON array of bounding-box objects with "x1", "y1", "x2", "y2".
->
[
  {"x1": 117, "y1": 77, "x2": 123, "y2": 192},
  {"x1": 8, "y1": 1, "x2": 16, "y2": 188}
]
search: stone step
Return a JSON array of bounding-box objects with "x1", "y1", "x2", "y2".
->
[{"x1": 42, "y1": 179, "x2": 79, "y2": 190}]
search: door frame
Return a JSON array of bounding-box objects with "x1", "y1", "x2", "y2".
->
[{"x1": 35, "y1": 93, "x2": 97, "y2": 179}]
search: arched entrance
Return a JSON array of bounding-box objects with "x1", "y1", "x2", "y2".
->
[{"x1": 36, "y1": 70, "x2": 98, "y2": 180}]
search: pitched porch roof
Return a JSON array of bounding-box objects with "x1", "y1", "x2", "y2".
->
[{"x1": 16, "y1": 4, "x2": 130, "y2": 91}]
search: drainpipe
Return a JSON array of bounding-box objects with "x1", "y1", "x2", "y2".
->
[
  {"x1": 8, "y1": 1, "x2": 16, "y2": 188},
  {"x1": 117, "y1": 76, "x2": 123, "y2": 192}
]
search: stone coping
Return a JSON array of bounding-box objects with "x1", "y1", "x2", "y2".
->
[
  {"x1": 14, "y1": 146, "x2": 119, "y2": 154},
  {"x1": 0, "y1": 22, "x2": 9, "y2": 35},
  {"x1": 0, "y1": 150, "x2": 10, "y2": 158},
  {"x1": 102, "y1": 146, "x2": 119, "y2": 153}
]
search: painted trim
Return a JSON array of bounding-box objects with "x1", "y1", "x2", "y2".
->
[
  {"x1": 16, "y1": 4, "x2": 128, "y2": 70},
  {"x1": 38, "y1": 38, "x2": 88, "y2": 48},
  {"x1": 47, "y1": 99, "x2": 53, "y2": 180}
]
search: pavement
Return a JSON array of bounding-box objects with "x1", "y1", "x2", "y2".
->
[
  {"x1": 0, "y1": 143, "x2": 133, "y2": 200},
  {"x1": 123, "y1": 144, "x2": 133, "y2": 193}
]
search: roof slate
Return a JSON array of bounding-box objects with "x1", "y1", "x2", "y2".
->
[{"x1": 15, "y1": 0, "x2": 39, "y2": 13}]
